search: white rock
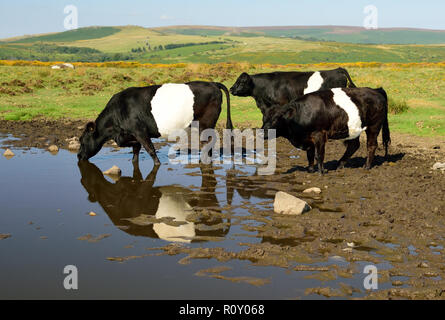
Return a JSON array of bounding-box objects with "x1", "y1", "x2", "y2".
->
[
  {"x1": 3, "y1": 148, "x2": 14, "y2": 158},
  {"x1": 303, "y1": 187, "x2": 322, "y2": 194},
  {"x1": 103, "y1": 165, "x2": 121, "y2": 177},
  {"x1": 432, "y1": 162, "x2": 445, "y2": 171},
  {"x1": 273, "y1": 191, "x2": 311, "y2": 215},
  {"x1": 68, "y1": 140, "x2": 80, "y2": 151},
  {"x1": 51, "y1": 63, "x2": 74, "y2": 70},
  {"x1": 48, "y1": 145, "x2": 59, "y2": 153},
  {"x1": 329, "y1": 256, "x2": 346, "y2": 262}
]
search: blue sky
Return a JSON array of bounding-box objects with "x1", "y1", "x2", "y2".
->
[{"x1": 0, "y1": 0, "x2": 444, "y2": 38}]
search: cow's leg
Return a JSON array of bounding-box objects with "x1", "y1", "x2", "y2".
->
[
  {"x1": 306, "y1": 144, "x2": 316, "y2": 173},
  {"x1": 132, "y1": 160, "x2": 143, "y2": 181},
  {"x1": 313, "y1": 132, "x2": 327, "y2": 174},
  {"x1": 132, "y1": 143, "x2": 141, "y2": 163},
  {"x1": 145, "y1": 164, "x2": 160, "y2": 186},
  {"x1": 136, "y1": 136, "x2": 161, "y2": 165},
  {"x1": 364, "y1": 130, "x2": 378, "y2": 170},
  {"x1": 115, "y1": 134, "x2": 142, "y2": 164},
  {"x1": 337, "y1": 138, "x2": 360, "y2": 169}
]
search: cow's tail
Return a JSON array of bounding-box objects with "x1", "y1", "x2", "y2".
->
[
  {"x1": 215, "y1": 82, "x2": 234, "y2": 130},
  {"x1": 376, "y1": 87, "x2": 391, "y2": 158},
  {"x1": 338, "y1": 67, "x2": 357, "y2": 88}
]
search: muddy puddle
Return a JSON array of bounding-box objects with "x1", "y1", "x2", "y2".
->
[{"x1": 1, "y1": 130, "x2": 445, "y2": 299}]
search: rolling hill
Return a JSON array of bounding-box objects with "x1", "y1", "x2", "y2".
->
[
  {"x1": 1, "y1": 25, "x2": 445, "y2": 64},
  {"x1": 158, "y1": 25, "x2": 445, "y2": 45}
]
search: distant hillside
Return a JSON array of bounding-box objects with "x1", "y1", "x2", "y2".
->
[
  {"x1": 158, "y1": 25, "x2": 445, "y2": 45},
  {"x1": 5, "y1": 25, "x2": 445, "y2": 45},
  {"x1": 1, "y1": 25, "x2": 445, "y2": 64},
  {"x1": 8, "y1": 27, "x2": 120, "y2": 43}
]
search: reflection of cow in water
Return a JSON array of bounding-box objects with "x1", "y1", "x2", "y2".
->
[{"x1": 78, "y1": 162, "x2": 230, "y2": 243}]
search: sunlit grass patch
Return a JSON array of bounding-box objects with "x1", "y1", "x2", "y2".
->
[
  {"x1": 0, "y1": 63, "x2": 444, "y2": 137},
  {"x1": 388, "y1": 98, "x2": 409, "y2": 114}
]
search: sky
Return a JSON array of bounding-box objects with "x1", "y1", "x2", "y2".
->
[{"x1": 0, "y1": 0, "x2": 444, "y2": 39}]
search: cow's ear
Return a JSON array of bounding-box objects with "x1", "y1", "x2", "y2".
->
[
  {"x1": 281, "y1": 108, "x2": 295, "y2": 119},
  {"x1": 86, "y1": 121, "x2": 96, "y2": 133},
  {"x1": 284, "y1": 108, "x2": 296, "y2": 118}
]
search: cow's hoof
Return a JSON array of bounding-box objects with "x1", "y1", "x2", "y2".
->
[
  {"x1": 308, "y1": 167, "x2": 316, "y2": 173},
  {"x1": 337, "y1": 162, "x2": 346, "y2": 170},
  {"x1": 363, "y1": 164, "x2": 371, "y2": 170}
]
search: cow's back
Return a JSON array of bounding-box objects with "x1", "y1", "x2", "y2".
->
[{"x1": 252, "y1": 72, "x2": 313, "y2": 107}]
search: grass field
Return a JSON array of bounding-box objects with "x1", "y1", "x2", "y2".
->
[
  {"x1": 0, "y1": 62, "x2": 444, "y2": 137},
  {"x1": 2, "y1": 26, "x2": 445, "y2": 64}
]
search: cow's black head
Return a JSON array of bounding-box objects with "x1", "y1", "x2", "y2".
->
[
  {"x1": 230, "y1": 73, "x2": 254, "y2": 97},
  {"x1": 261, "y1": 105, "x2": 289, "y2": 139},
  {"x1": 77, "y1": 122, "x2": 101, "y2": 161}
]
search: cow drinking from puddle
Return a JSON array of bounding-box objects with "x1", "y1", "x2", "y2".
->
[
  {"x1": 261, "y1": 87, "x2": 391, "y2": 173},
  {"x1": 230, "y1": 68, "x2": 356, "y2": 120},
  {"x1": 77, "y1": 81, "x2": 233, "y2": 164}
]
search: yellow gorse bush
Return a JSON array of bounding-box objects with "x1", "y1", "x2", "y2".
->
[
  {"x1": 1, "y1": 60, "x2": 444, "y2": 70},
  {"x1": 0, "y1": 60, "x2": 187, "y2": 69}
]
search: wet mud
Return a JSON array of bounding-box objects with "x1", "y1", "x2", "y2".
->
[{"x1": 1, "y1": 120, "x2": 445, "y2": 299}]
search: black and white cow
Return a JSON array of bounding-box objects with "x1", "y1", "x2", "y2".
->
[
  {"x1": 77, "y1": 81, "x2": 233, "y2": 164},
  {"x1": 261, "y1": 87, "x2": 391, "y2": 173},
  {"x1": 230, "y1": 68, "x2": 356, "y2": 119}
]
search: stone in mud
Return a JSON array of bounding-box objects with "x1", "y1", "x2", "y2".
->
[
  {"x1": 3, "y1": 148, "x2": 14, "y2": 158},
  {"x1": 303, "y1": 187, "x2": 322, "y2": 194},
  {"x1": 68, "y1": 140, "x2": 80, "y2": 151},
  {"x1": 48, "y1": 145, "x2": 59, "y2": 153},
  {"x1": 432, "y1": 162, "x2": 445, "y2": 171},
  {"x1": 66, "y1": 137, "x2": 79, "y2": 142},
  {"x1": 273, "y1": 191, "x2": 311, "y2": 215},
  {"x1": 103, "y1": 165, "x2": 121, "y2": 177}
]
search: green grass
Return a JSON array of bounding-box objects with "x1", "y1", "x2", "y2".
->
[
  {"x1": 9, "y1": 27, "x2": 120, "y2": 43},
  {"x1": 258, "y1": 28, "x2": 445, "y2": 44},
  {"x1": 2, "y1": 26, "x2": 445, "y2": 64},
  {"x1": 388, "y1": 98, "x2": 409, "y2": 115},
  {"x1": 0, "y1": 64, "x2": 444, "y2": 138},
  {"x1": 0, "y1": 25, "x2": 443, "y2": 139},
  {"x1": 138, "y1": 43, "x2": 234, "y2": 63},
  {"x1": 389, "y1": 103, "x2": 445, "y2": 136}
]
